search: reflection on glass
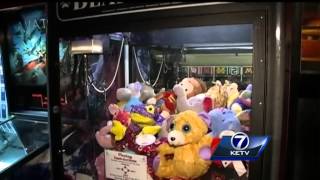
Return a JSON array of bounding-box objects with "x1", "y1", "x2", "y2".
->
[
  {"x1": 301, "y1": 3, "x2": 320, "y2": 73},
  {"x1": 7, "y1": 8, "x2": 47, "y2": 86},
  {"x1": 0, "y1": 121, "x2": 26, "y2": 172},
  {"x1": 0, "y1": 118, "x2": 48, "y2": 173},
  {"x1": 4, "y1": 6, "x2": 48, "y2": 112},
  {"x1": 60, "y1": 25, "x2": 253, "y2": 179},
  {"x1": 60, "y1": 35, "x2": 124, "y2": 179}
]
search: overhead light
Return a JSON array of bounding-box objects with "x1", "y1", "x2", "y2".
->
[
  {"x1": 183, "y1": 43, "x2": 253, "y2": 51},
  {"x1": 191, "y1": 46, "x2": 253, "y2": 50},
  {"x1": 71, "y1": 39, "x2": 103, "y2": 54}
]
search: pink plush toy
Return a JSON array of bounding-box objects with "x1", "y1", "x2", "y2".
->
[{"x1": 95, "y1": 121, "x2": 114, "y2": 149}]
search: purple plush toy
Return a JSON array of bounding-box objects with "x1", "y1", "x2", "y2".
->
[{"x1": 230, "y1": 84, "x2": 252, "y2": 116}]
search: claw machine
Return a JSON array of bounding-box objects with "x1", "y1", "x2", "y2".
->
[
  {"x1": 0, "y1": 3, "x2": 51, "y2": 179},
  {"x1": 48, "y1": 2, "x2": 288, "y2": 180}
]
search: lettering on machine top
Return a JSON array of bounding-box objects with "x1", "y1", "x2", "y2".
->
[{"x1": 56, "y1": 2, "x2": 191, "y2": 21}]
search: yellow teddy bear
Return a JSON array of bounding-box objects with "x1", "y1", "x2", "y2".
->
[{"x1": 155, "y1": 110, "x2": 212, "y2": 179}]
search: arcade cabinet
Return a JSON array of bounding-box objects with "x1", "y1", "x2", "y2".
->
[
  {"x1": 0, "y1": 3, "x2": 49, "y2": 178},
  {"x1": 49, "y1": 2, "x2": 277, "y2": 180}
]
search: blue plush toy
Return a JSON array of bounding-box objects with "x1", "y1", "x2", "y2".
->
[
  {"x1": 208, "y1": 108, "x2": 241, "y2": 137},
  {"x1": 123, "y1": 82, "x2": 143, "y2": 112}
]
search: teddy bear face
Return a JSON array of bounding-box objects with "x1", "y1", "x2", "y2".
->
[
  {"x1": 175, "y1": 77, "x2": 207, "y2": 99},
  {"x1": 179, "y1": 78, "x2": 195, "y2": 98},
  {"x1": 167, "y1": 110, "x2": 208, "y2": 146}
]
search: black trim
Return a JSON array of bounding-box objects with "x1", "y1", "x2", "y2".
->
[
  {"x1": 284, "y1": 3, "x2": 302, "y2": 180},
  {"x1": 47, "y1": 1, "x2": 63, "y2": 180}
]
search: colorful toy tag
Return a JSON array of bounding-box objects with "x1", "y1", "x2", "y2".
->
[{"x1": 105, "y1": 150, "x2": 148, "y2": 180}]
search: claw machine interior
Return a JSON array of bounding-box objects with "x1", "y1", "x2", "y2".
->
[
  {"x1": 0, "y1": 3, "x2": 51, "y2": 178},
  {"x1": 49, "y1": 2, "x2": 284, "y2": 180}
]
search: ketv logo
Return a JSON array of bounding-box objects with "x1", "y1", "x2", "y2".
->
[{"x1": 211, "y1": 132, "x2": 270, "y2": 161}]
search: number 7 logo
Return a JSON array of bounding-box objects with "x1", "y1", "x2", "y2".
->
[{"x1": 231, "y1": 132, "x2": 250, "y2": 150}]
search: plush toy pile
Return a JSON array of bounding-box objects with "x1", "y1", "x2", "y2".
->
[{"x1": 95, "y1": 78, "x2": 252, "y2": 180}]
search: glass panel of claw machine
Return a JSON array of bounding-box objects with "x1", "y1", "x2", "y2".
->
[
  {"x1": 129, "y1": 25, "x2": 253, "y2": 180},
  {"x1": 60, "y1": 25, "x2": 253, "y2": 180},
  {"x1": 59, "y1": 33, "x2": 126, "y2": 179}
]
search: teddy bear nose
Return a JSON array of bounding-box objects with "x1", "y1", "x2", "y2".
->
[{"x1": 170, "y1": 137, "x2": 176, "y2": 141}]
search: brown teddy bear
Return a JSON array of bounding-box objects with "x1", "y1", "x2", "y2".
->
[
  {"x1": 173, "y1": 78, "x2": 209, "y2": 113},
  {"x1": 178, "y1": 77, "x2": 207, "y2": 98},
  {"x1": 154, "y1": 110, "x2": 212, "y2": 179}
]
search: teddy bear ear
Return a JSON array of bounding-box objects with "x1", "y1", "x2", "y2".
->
[
  {"x1": 198, "y1": 111, "x2": 211, "y2": 127},
  {"x1": 166, "y1": 115, "x2": 175, "y2": 125},
  {"x1": 162, "y1": 115, "x2": 175, "y2": 132}
]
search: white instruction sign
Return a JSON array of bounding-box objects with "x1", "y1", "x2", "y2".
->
[{"x1": 105, "y1": 150, "x2": 148, "y2": 180}]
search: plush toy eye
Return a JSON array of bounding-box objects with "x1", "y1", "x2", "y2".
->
[
  {"x1": 182, "y1": 124, "x2": 191, "y2": 133},
  {"x1": 169, "y1": 123, "x2": 175, "y2": 131},
  {"x1": 146, "y1": 105, "x2": 155, "y2": 114},
  {"x1": 185, "y1": 89, "x2": 188, "y2": 92}
]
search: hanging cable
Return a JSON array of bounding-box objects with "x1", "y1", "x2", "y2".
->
[
  {"x1": 133, "y1": 46, "x2": 164, "y2": 87},
  {"x1": 88, "y1": 37, "x2": 124, "y2": 93},
  {"x1": 133, "y1": 46, "x2": 148, "y2": 85},
  {"x1": 163, "y1": 51, "x2": 168, "y2": 74},
  {"x1": 152, "y1": 54, "x2": 164, "y2": 87}
]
